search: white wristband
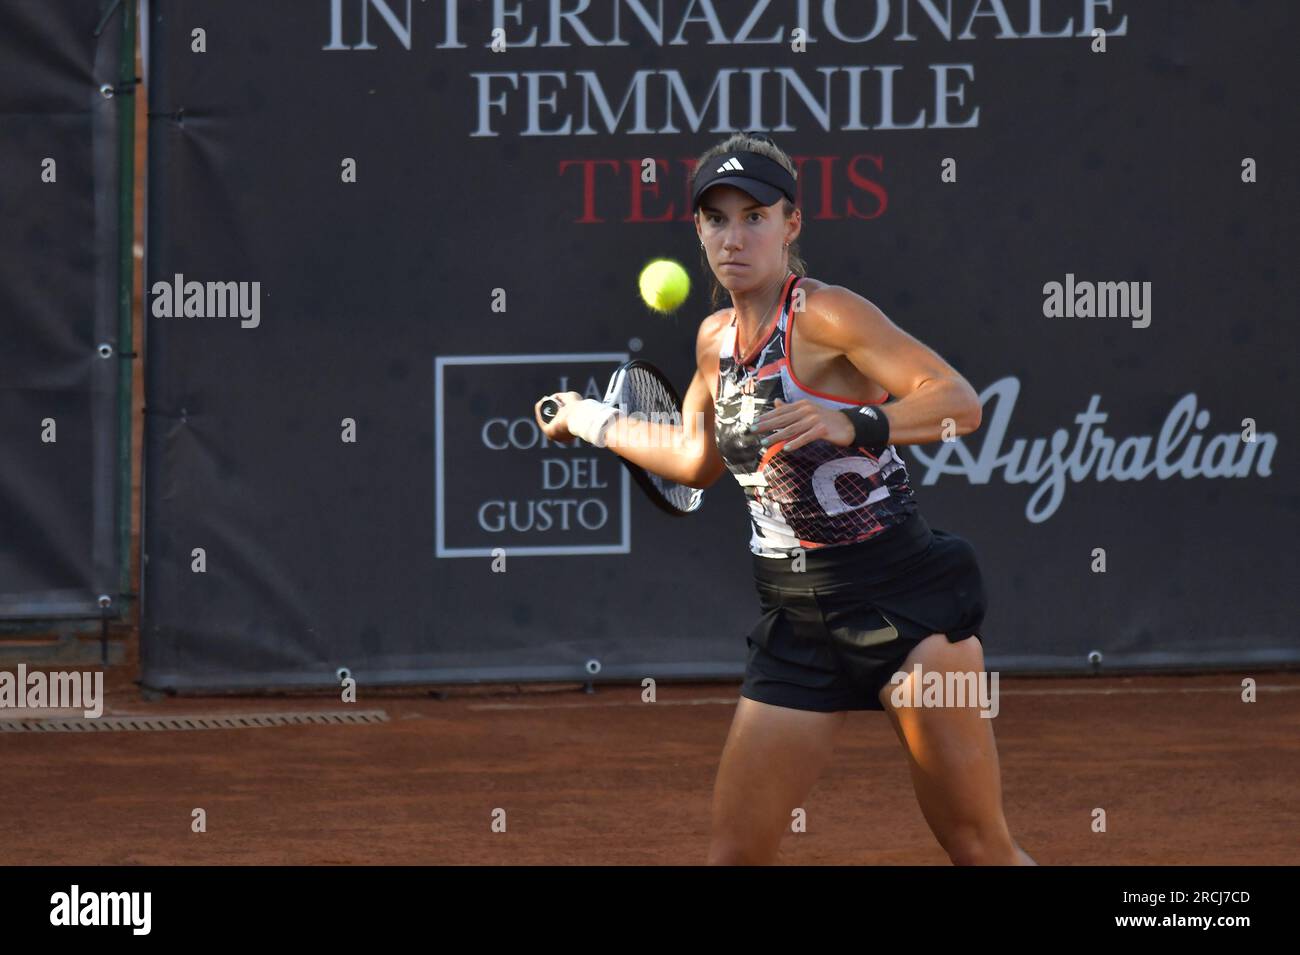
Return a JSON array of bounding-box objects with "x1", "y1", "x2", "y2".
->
[{"x1": 565, "y1": 399, "x2": 619, "y2": 447}]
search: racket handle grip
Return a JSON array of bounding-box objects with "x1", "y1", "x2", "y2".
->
[{"x1": 539, "y1": 398, "x2": 559, "y2": 422}]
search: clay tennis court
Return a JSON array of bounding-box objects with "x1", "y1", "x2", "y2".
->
[{"x1": 4, "y1": 646, "x2": 1296, "y2": 865}]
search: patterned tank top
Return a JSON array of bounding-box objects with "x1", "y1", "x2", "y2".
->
[{"x1": 713, "y1": 272, "x2": 917, "y2": 558}]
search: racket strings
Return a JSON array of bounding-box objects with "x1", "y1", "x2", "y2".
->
[{"x1": 620, "y1": 368, "x2": 704, "y2": 513}]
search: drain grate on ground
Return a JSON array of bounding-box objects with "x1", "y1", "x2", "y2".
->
[{"x1": 0, "y1": 709, "x2": 390, "y2": 733}]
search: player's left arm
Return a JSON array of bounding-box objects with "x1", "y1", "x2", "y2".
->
[{"x1": 754, "y1": 285, "x2": 982, "y2": 452}]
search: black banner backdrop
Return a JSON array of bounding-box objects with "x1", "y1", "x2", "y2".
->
[
  {"x1": 142, "y1": 1, "x2": 1298, "y2": 691},
  {"x1": 0, "y1": 0, "x2": 130, "y2": 619}
]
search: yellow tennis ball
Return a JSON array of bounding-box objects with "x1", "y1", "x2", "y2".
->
[{"x1": 639, "y1": 259, "x2": 690, "y2": 313}]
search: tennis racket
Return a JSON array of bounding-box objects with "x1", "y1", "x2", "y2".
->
[{"x1": 539, "y1": 359, "x2": 704, "y2": 517}]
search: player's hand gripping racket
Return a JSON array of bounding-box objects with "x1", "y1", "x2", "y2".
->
[{"x1": 539, "y1": 359, "x2": 704, "y2": 517}]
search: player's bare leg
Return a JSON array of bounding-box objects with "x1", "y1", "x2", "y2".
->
[
  {"x1": 707, "y1": 697, "x2": 846, "y2": 865},
  {"x1": 878, "y1": 633, "x2": 1037, "y2": 865}
]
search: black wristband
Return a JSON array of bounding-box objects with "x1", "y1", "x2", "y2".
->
[{"x1": 840, "y1": 404, "x2": 890, "y2": 454}]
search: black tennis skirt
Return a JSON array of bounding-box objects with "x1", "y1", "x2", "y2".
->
[{"x1": 740, "y1": 509, "x2": 988, "y2": 713}]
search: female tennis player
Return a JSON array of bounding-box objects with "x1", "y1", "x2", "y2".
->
[{"x1": 535, "y1": 133, "x2": 1036, "y2": 866}]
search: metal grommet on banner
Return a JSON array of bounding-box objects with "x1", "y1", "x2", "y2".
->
[
  {"x1": 97, "y1": 594, "x2": 113, "y2": 666},
  {"x1": 98, "y1": 78, "x2": 142, "y2": 98},
  {"x1": 583, "y1": 658, "x2": 601, "y2": 695}
]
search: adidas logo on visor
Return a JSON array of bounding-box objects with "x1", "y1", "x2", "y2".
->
[{"x1": 716, "y1": 157, "x2": 745, "y2": 173}]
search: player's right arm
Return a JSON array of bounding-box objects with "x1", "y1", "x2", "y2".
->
[{"x1": 533, "y1": 313, "x2": 729, "y2": 489}]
